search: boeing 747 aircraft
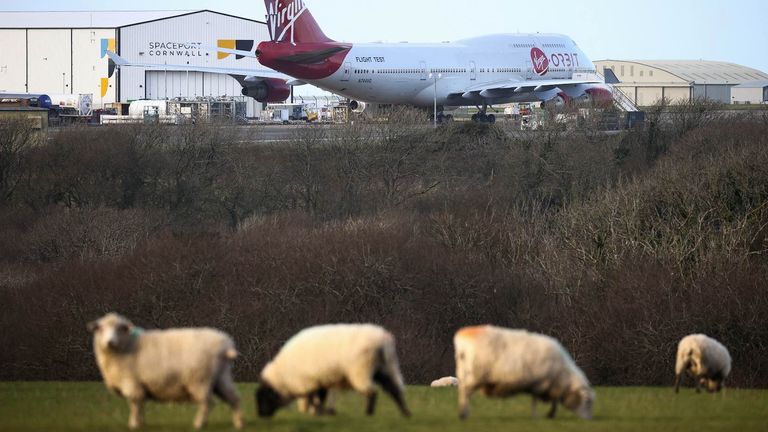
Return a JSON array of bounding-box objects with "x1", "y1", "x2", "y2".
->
[{"x1": 110, "y1": 0, "x2": 614, "y2": 123}]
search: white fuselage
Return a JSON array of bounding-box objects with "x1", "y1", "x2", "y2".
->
[{"x1": 308, "y1": 34, "x2": 599, "y2": 107}]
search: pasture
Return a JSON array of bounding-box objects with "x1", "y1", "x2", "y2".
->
[{"x1": 1, "y1": 383, "x2": 766, "y2": 432}]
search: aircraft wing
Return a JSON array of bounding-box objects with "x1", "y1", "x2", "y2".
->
[
  {"x1": 106, "y1": 51, "x2": 290, "y2": 81},
  {"x1": 453, "y1": 77, "x2": 604, "y2": 100}
]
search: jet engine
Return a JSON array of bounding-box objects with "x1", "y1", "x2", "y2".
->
[
  {"x1": 348, "y1": 100, "x2": 367, "y2": 113},
  {"x1": 241, "y1": 78, "x2": 291, "y2": 103},
  {"x1": 564, "y1": 84, "x2": 615, "y2": 107},
  {"x1": 581, "y1": 86, "x2": 614, "y2": 106},
  {"x1": 541, "y1": 92, "x2": 569, "y2": 109}
]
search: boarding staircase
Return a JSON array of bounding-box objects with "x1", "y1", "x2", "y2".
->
[
  {"x1": 599, "y1": 68, "x2": 644, "y2": 128},
  {"x1": 600, "y1": 68, "x2": 640, "y2": 112}
]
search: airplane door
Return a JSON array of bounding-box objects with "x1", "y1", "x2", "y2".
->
[
  {"x1": 525, "y1": 59, "x2": 534, "y2": 80},
  {"x1": 420, "y1": 61, "x2": 427, "y2": 80},
  {"x1": 342, "y1": 63, "x2": 351, "y2": 82},
  {"x1": 470, "y1": 61, "x2": 477, "y2": 80}
]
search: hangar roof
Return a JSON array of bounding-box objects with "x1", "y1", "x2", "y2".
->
[
  {"x1": 0, "y1": 11, "x2": 195, "y2": 28},
  {"x1": 598, "y1": 60, "x2": 768, "y2": 85},
  {"x1": 0, "y1": 10, "x2": 265, "y2": 29},
  {"x1": 734, "y1": 80, "x2": 768, "y2": 89}
]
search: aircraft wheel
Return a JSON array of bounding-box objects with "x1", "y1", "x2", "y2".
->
[
  {"x1": 487, "y1": 114, "x2": 496, "y2": 124},
  {"x1": 471, "y1": 114, "x2": 478, "y2": 123}
]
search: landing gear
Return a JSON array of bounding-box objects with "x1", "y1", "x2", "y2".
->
[
  {"x1": 472, "y1": 104, "x2": 496, "y2": 124},
  {"x1": 434, "y1": 111, "x2": 454, "y2": 125}
]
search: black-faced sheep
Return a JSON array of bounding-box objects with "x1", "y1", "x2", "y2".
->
[
  {"x1": 87, "y1": 313, "x2": 243, "y2": 430},
  {"x1": 454, "y1": 325, "x2": 594, "y2": 420},
  {"x1": 256, "y1": 324, "x2": 411, "y2": 418},
  {"x1": 675, "y1": 334, "x2": 732, "y2": 393}
]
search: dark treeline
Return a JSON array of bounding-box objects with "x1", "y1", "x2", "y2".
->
[{"x1": 1, "y1": 106, "x2": 767, "y2": 387}]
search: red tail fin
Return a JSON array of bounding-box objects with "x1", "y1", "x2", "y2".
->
[{"x1": 265, "y1": 0, "x2": 333, "y2": 43}]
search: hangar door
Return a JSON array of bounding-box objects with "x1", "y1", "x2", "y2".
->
[
  {"x1": 663, "y1": 87, "x2": 691, "y2": 104},
  {"x1": 145, "y1": 71, "x2": 242, "y2": 100}
]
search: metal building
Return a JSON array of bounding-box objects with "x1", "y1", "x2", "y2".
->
[
  {"x1": 118, "y1": 11, "x2": 272, "y2": 117},
  {"x1": 0, "y1": 11, "x2": 189, "y2": 106},
  {"x1": 0, "y1": 10, "x2": 272, "y2": 117},
  {"x1": 731, "y1": 81, "x2": 768, "y2": 105},
  {"x1": 594, "y1": 60, "x2": 768, "y2": 106}
]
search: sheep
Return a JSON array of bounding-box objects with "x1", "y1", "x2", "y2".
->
[
  {"x1": 87, "y1": 313, "x2": 243, "y2": 430},
  {"x1": 454, "y1": 325, "x2": 594, "y2": 421},
  {"x1": 431, "y1": 377, "x2": 459, "y2": 387},
  {"x1": 256, "y1": 324, "x2": 411, "y2": 418},
  {"x1": 675, "y1": 334, "x2": 732, "y2": 394}
]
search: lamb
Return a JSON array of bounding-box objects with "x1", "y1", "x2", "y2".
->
[
  {"x1": 256, "y1": 324, "x2": 411, "y2": 418},
  {"x1": 675, "y1": 334, "x2": 732, "y2": 393},
  {"x1": 454, "y1": 325, "x2": 594, "y2": 420},
  {"x1": 431, "y1": 377, "x2": 459, "y2": 387},
  {"x1": 87, "y1": 313, "x2": 243, "y2": 430}
]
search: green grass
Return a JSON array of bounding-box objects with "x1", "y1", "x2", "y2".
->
[{"x1": 1, "y1": 383, "x2": 767, "y2": 432}]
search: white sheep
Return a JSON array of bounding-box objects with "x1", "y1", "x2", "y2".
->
[
  {"x1": 431, "y1": 377, "x2": 459, "y2": 387},
  {"x1": 87, "y1": 313, "x2": 243, "y2": 430},
  {"x1": 675, "y1": 334, "x2": 732, "y2": 393},
  {"x1": 454, "y1": 325, "x2": 594, "y2": 420},
  {"x1": 256, "y1": 324, "x2": 411, "y2": 418}
]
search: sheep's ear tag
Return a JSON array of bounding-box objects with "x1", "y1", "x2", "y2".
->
[{"x1": 131, "y1": 327, "x2": 144, "y2": 338}]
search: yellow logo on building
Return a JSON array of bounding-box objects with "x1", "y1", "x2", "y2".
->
[
  {"x1": 100, "y1": 38, "x2": 116, "y2": 99},
  {"x1": 217, "y1": 39, "x2": 255, "y2": 60}
]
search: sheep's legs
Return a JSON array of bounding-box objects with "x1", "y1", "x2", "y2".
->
[
  {"x1": 674, "y1": 374, "x2": 682, "y2": 393},
  {"x1": 365, "y1": 390, "x2": 378, "y2": 416},
  {"x1": 214, "y1": 375, "x2": 244, "y2": 429},
  {"x1": 458, "y1": 386, "x2": 472, "y2": 420},
  {"x1": 314, "y1": 388, "x2": 337, "y2": 416},
  {"x1": 128, "y1": 400, "x2": 144, "y2": 430},
  {"x1": 547, "y1": 401, "x2": 558, "y2": 419},
  {"x1": 531, "y1": 398, "x2": 538, "y2": 418},
  {"x1": 193, "y1": 397, "x2": 212, "y2": 430},
  {"x1": 373, "y1": 371, "x2": 411, "y2": 417}
]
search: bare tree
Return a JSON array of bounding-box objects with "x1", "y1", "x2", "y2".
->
[
  {"x1": 0, "y1": 118, "x2": 41, "y2": 205},
  {"x1": 371, "y1": 107, "x2": 440, "y2": 207},
  {"x1": 284, "y1": 125, "x2": 329, "y2": 215}
]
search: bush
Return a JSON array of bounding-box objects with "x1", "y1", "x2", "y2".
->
[{"x1": 1, "y1": 106, "x2": 767, "y2": 387}]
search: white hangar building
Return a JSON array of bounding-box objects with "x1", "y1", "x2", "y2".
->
[
  {"x1": 595, "y1": 59, "x2": 768, "y2": 106},
  {"x1": 0, "y1": 10, "x2": 274, "y2": 116},
  {"x1": 731, "y1": 81, "x2": 768, "y2": 105}
]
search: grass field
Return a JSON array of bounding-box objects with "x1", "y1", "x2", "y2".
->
[{"x1": 1, "y1": 383, "x2": 766, "y2": 432}]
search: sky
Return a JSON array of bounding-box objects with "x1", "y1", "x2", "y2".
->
[{"x1": 2, "y1": 0, "x2": 767, "y2": 73}]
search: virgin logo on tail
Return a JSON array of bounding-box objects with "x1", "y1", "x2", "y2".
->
[
  {"x1": 268, "y1": 0, "x2": 307, "y2": 43},
  {"x1": 531, "y1": 47, "x2": 549, "y2": 76}
]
